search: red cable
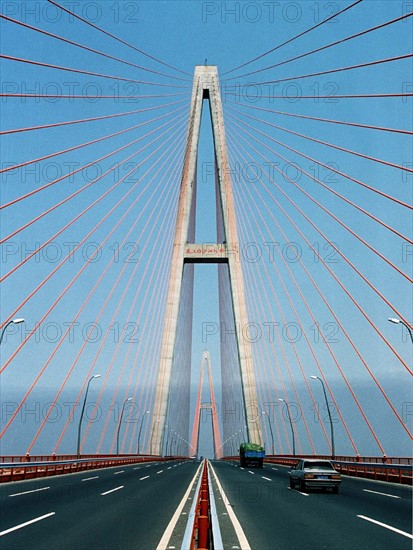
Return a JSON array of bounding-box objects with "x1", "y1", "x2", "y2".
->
[
  {"x1": 1, "y1": 54, "x2": 189, "y2": 88},
  {"x1": 122, "y1": 198, "x2": 180, "y2": 454},
  {"x1": 32, "y1": 133, "x2": 184, "y2": 453},
  {"x1": 0, "y1": 14, "x2": 189, "y2": 82},
  {"x1": 0, "y1": 92, "x2": 187, "y2": 100},
  {"x1": 221, "y1": 0, "x2": 364, "y2": 76},
  {"x1": 234, "y1": 183, "x2": 318, "y2": 453},
  {"x1": 82, "y1": 146, "x2": 183, "y2": 454},
  {"x1": 93, "y1": 144, "x2": 184, "y2": 453},
  {"x1": 234, "y1": 177, "x2": 343, "y2": 455},
  {"x1": 226, "y1": 107, "x2": 413, "y2": 183},
  {"x1": 227, "y1": 100, "x2": 412, "y2": 135},
  {"x1": 237, "y1": 54, "x2": 413, "y2": 87},
  {"x1": 229, "y1": 119, "x2": 413, "y2": 310},
  {"x1": 1, "y1": 112, "x2": 187, "y2": 281},
  {"x1": 228, "y1": 115, "x2": 413, "y2": 281},
  {"x1": 0, "y1": 119, "x2": 187, "y2": 336},
  {"x1": 0, "y1": 99, "x2": 187, "y2": 137},
  {"x1": 0, "y1": 106, "x2": 187, "y2": 215},
  {"x1": 47, "y1": 0, "x2": 191, "y2": 77},
  {"x1": 228, "y1": 124, "x2": 413, "y2": 376},
  {"x1": 54, "y1": 176, "x2": 178, "y2": 453},
  {"x1": 1, "y1": 127, "x2": 186, "y2": 442},
  {"x1": 0, "y1": 103, "x2": 187, "y2": 175},
  {"x1": 228, "y1": 128, "x2": 410, "y2": 444},
  {"x1": 225, "y1": 107, "x2": 412, "y2": 213},
  {"x1": 229, "y1": 143, "x2": 370, "y2": 453},
  {"x1": 225, "y1": 12, "x2": 413, "y2": 81}
]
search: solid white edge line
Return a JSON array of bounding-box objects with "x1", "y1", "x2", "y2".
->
[
  {"x1": 363, "y1": 489, "x2": 401, "y2": 499},
  {"x1": 207, "y1": 461, "x2": 224, "y2": 550},
  {"x1": 180, "y1": 465, "x2": 205, "y2": 549},
  {"x1": 209, "y1": 462, "x2": 251, "y2": 550},
  {"x1": 357, "y1": 515, "x2": 413, "y2": 539},
  {"x1": 9, "y1": 487, "x2": 50, "y2": 497},
  {"x1": 156, "y1": 461, "x2": 203, "y2": 550},
  {"x1": 101, "y1": 486, "x2": 124, "y2": 496},
  {"x1": 0, "y1": 512, "x2": 55, "y2": 536}
]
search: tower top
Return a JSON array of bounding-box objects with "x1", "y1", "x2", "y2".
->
[{"x1": 194, "y1": 65, "x2": 218, "y2": 75}]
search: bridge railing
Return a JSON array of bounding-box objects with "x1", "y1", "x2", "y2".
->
[{"x1": 0, "y1": 454, "x2": 183, "y2": 484}]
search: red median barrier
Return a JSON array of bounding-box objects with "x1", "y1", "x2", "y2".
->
[{"x1": 190, "y1": 460, "x2": 211, "y2": 550}]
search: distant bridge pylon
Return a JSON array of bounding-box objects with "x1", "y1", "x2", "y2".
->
[{"x1": 190, "y1": 352, "x2": 222, "y2": 458}]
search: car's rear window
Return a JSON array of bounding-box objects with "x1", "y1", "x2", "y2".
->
[{"x1": 304, "y1": 461, "x2": 335, "y2": 470}]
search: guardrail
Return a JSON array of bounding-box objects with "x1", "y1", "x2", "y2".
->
[
  {"x1": 192, "y1": 460, "x2": 210, "y2": 549},
  {"x1": 222, "y1": 455, "x2": 413, "y2": 485},
  {"x1": 181, "y1": 459, "x2": 222, "y2": 550},
  {"x1": 0, "y1": 454, "x2": 183, "y2": 484}
]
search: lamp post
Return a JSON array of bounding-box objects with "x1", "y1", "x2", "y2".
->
[
  {"x1": 388, "y1": 317, "x2": 413, "y2": 343},
  {"x1": 162, "y1": 424, "x2": 169, "y2": 457},
  {"x1": 77, "y1": 374, "x2": 101, "y2": 458},
  {"x1": 137, "y1": 410, "x2": 150, "y2": 455},
  {"x1": 0, "y1": 318, "x2": 25, "y2": 345},
  {"x1": 278, "y1": 398, "x2": 295, "y2": 456},
  {"x1": 311, "y1": 375, "x2": 335, "y2": 458},
  {"x1": 116, "y1": 397, "x2": 132, "y2": 455},
  {"x1": 262, "y1": 411, "x2": 275, "y2": 455}
]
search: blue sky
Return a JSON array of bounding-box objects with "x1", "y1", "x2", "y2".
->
[{"x1": 0, "y1": 1, "x2": 412, "y2": 458}]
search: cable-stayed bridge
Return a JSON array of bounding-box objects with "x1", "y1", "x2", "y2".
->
[{"x1": 0, "y1": 1, "x2": 412, "y2": 548}]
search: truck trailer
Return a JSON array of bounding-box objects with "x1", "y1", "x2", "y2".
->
[{"x1": 239, "y1": 443, "x2": 265, "y2": 468}]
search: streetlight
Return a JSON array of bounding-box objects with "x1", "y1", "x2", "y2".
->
[
  {"x1": 116, "y1": 397, "x2": 132, "y2": 455},
  {"x1": 262, "y1": 411, "x2": 275, "y2": 455},
  {"x1": 278, "y1": 398, "x2": 295, "y2": 456},
  {"x1": 311, "y1": 375, "x2": 335, "y2": 459},
  {"x1": 0, "y1": 318, "x2": 25, "y2": 345},
  {"x1": 77, "y1": 374, "x2": 101, "y2": 458},
  {"x1": 388, "y1": 318, "x2": 413, "y2": 343},
  {"x1": 162, "y1": 424, "x2": 169, "y2": 457},
  {"x1": 137, "y1": 410, "x2": 150, "y2": 455}
]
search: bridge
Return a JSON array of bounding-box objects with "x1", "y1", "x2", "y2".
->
[{"x1": 0, "y1": 1, "x2": 412, "y2": 548}]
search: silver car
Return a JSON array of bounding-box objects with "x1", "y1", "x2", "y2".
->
[{"x1": 289, "y1": 459, "x2": 342, "y2": 493}]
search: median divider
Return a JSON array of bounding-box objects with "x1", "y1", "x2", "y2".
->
[{"x1": 181, "y1": 459, "x2": 223, "y2": 550}]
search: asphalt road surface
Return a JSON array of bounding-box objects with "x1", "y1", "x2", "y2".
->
[
  {"x1": 0, "y1": 459, "x2": 411, "y2": 549},
  {"x1": 211, "y1": 460, "x2": 412, "y2": 550},
  {"x1": 0, "y1": 459, "x2": 198, "y2": 549}
]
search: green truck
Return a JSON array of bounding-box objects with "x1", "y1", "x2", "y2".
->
[{"x1": 239, "y1": 443, "x2": 265, "y2": 468}]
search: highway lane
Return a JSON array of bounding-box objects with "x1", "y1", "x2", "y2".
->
[
  {"x1": 0, "y1": 459, "x2": 198, "y2": 549},
  {"x1": 211, "y1": 460, "x2": 412, "y2": 549}
]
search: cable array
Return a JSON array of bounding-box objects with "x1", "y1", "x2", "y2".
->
[
  {"x1": 220, "y1": 1, "x2": 412, "y2": 455},
  {"x1": 1, "y1": 3, "x2": 192, "y2": 455},
  {"x1": 1, "y1": 0, "x2": 411, "y2": 459}
]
